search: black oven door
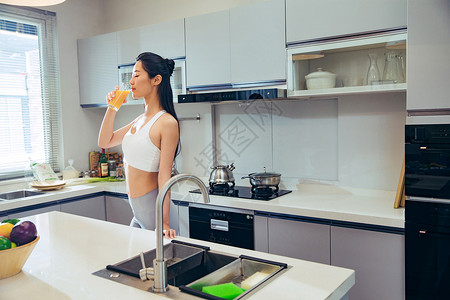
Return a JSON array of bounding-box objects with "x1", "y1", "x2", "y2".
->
[
  {"x1": 189, "y1": 206, "x2": 254, "y2": 250},
  {"x1": 406, "y1": 202, "x2": 450, "y2": 299},
  {"x1": 405, "y1": 125, "x2": 450, "y2": 200}
]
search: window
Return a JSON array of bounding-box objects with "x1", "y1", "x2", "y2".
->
[{"x1": 0, "y1": 4, "x2": 61, "y2": 180}]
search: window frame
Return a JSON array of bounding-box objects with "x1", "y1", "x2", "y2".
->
[{"x1": 0, "y1": 4, "x2": 62, "y2": 180}]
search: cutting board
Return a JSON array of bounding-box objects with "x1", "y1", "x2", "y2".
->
[{"x1": 394, "y1": 157, "x2": 405, "y2": 209}]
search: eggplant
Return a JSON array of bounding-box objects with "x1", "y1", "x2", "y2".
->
[{"x1": 10, "y1": 221, "x2": 37, "y2": 246}]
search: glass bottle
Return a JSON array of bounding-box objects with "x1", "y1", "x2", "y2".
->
[
  {"x1": 99, "y1": 149, "x2": 109, "y2": 177},
  {"x1": 366, "y1": 53, "x2": 380, "y2": 85},
  {"x1": 397, "y1": 53, "x2": 406, "y2": 83},
  {"x1": 383, "y1": 51, "x2": 403, "y2": 83}
]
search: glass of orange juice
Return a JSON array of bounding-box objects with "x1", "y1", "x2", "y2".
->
[{"x1": 108, "y1": 90, "x2": 130, "y2": 111}]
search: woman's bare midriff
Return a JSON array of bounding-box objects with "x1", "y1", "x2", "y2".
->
[{"x1": 125, "y1": 164, "x2": 158, "y2": 198}]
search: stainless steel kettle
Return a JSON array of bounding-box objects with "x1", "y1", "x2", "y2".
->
[{"x1": 209, "y1": 163, "x2": 235, "y2": 187}]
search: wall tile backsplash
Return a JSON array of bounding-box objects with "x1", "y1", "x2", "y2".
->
[
  {"x1": 215, "y1": 101, "x2": 273, "y2": 176},
  {"x1": 177, "y1": 93, "x2": 405, "y2": 191},
  {"x1": 273, "y1": 99, "x2": 339, "y2": 181}
]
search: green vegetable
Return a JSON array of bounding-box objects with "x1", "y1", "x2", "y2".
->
[
  {"x1": 0, "y1": 236, "x2": 11, "y2": 250},
  {"x1": 1, "y1": 218, "x2": 21, "y2": 225},
  {"x1": 87, "y1": 177, "x2": 125, "y2": 183}
]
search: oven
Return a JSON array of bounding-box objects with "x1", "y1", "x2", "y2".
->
[
  {"x1": 188, "y1": 205, "x2": 254, "y2": 250},
  {"x1": 405, "y1": 124, "x2": 450, "y2": 299}
]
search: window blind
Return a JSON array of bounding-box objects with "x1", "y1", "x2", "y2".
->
[{"x1": 0, "y1": 4, "x2": 61, "y2": 180}]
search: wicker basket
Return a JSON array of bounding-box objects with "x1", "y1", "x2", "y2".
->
[{"x1": 0, "y1": 236, "x2": 40, "y2": 279}]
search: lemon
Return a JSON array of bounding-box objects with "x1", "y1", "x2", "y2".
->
[{"x1": 0, "y1": 223, "x2": 14, "y2": 240}]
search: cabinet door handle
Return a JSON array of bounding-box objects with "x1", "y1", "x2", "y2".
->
[
  {"x1": 419, "y1": 229, "x2": 450, "y2": 239},
  {"x1": 210, "y1": 219, "x2": 229, "y2": 232}
]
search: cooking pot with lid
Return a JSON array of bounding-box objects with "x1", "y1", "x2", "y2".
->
[
  {"x1": 305, "y1": 68, "x2": 337, "y2": 90},
  {"x1": 209, "y1": 163, "x2": 235, "y2": 187},
  {"x1": 241, "y1": 167, "x2": 281, "y2": 188}
]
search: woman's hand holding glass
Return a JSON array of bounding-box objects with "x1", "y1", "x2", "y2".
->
[{"x1": 107, "y1": 84, "x2": 130, "y2": 111}]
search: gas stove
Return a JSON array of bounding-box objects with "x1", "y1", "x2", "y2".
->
[{"x1": 190, "y1": 185, "x2": 292, "y2": 201}]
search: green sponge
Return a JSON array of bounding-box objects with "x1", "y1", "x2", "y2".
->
[{"x1": 202, "y1": 282, "x2": 245, "y2": 300}]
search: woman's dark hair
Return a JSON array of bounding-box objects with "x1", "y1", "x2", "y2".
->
[{"x1": 136, "y1": 52, "x2": 180, "y2": 158}]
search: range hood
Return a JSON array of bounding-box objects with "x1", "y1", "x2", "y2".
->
[{"x1": 178, "y1": 88, "x2": 287, "y2": 103}]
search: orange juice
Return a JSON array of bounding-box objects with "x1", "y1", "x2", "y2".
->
[{"x1": 108, "y1": 90, "x2": 130, "y2": 111}]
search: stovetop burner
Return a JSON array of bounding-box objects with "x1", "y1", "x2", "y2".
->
[
  {"x1": 190, "y1": 185, "x2": 292, "y2": 201},
  {"x1": 208, "y1": 183, "x2": 239, "y2": 197},
  {"x1": 252, "y1": 186, "x2": 278, "y2": 198}
]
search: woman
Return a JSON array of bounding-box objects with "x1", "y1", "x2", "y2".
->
[{"x1": 98, "y1": 52, "x2": 179, "y2": 238}]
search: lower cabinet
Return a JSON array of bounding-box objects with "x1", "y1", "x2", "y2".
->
[
  {"x1": 8, "y1": 204, "x2": 60, "y2": 219},
  {"x1": 254, "y1": 215, "x2": 269, "y2": 252},
  {"x1": 168, "y1": 200, "x2": 180, "y2": 235},
  {"x1": 331, "y1": 226, "x2": 405, "y2": 300},
  {"x1": 267, "y1": 216, "x2": 331, "y2": 264},
  {"x1": 173, "y1": 201, "x2": 189, "y2": 237},
  {"x1": 60, "y1": 196, "x2": 106, "y2": 220},
  {"x1": 255, "y1": 214, "x2": 405, "y2": 299},
  {"x1": 105, "y1": 195, "x2": 134, "y2": 226}
]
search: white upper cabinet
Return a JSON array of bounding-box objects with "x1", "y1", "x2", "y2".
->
[
  {"x1": 78, "y1": 32, "x2": 118, "y2": 106},
  {"x1": 230, "y1": 0, "x2": 286, "y2": 84},
  {"x1": 185, "y1": 10, "x2": 231, "y2": 88},
  {"x1": 186, "y1": 0, "x2": 286, "y2": 89},
  {"x1": 117, "y1": 27, "x2": 140, "y2": 65},
  {"x1": 286, "y1": 0, "x2": 407, "y2": 44},
  {"x1": 407, "y1": 0, "x2": 450, "y2": 113},
  {"x1": 117, "y1": 18, "x2": 185, "y2": 66},
  {"x1": 139, "y1": 18, "x2": 185, "y2": 60}
]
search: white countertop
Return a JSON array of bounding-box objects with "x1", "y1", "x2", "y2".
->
[
  {"x1": 0, "y1": 178, "x2": 404, "y2": 228},
  {"x1": 0, "y1": 211, "x2": 354, "y2": 299},
  {"x1": 170, "y1": 180, "x2": 405, "y2": 228}
]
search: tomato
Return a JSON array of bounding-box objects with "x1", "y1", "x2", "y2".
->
[{"x1": 0, "y1": 236, "x2": 11, "y2": 250}]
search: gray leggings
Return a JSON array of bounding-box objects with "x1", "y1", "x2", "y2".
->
[{"x1": 129, "y1": 189, "x2": 158, "y2": 230}]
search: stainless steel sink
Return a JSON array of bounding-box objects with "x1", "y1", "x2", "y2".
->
[
  {"x1": 169, "y1": 250, "x2": 237, "y2": 287},
  {"x1": 0, "y1": 190, "x2": 45, "y2": 200},
  {"x1": 106, "y1": 240, "x2": 210, "y2": 280},
  {"x1": 94, "y1": 240, "x2": 288, "y2": 299},
  {"x1": 179, "y1": 255, "x2": 287, "y2": 299}
]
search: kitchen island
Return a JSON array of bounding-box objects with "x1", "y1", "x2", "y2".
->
[{"x1": 0, "y1": 211, "x2": 354, "y2": 300}]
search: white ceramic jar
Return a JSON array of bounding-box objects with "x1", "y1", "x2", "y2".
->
[{"x1": 305, "y1": 68, "x2": 337, "y2": 90}]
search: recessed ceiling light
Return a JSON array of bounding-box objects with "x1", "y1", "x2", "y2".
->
[{"x1": 0, "y1": 0, "x2": 65, "y2": 6}]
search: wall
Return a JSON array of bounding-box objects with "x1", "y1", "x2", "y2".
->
[{"x1": 42, "y1": 0, "x2": 106, "y2": 171}]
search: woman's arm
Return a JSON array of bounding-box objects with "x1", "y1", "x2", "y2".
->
[
  {"x1": 98, "y1": 89, "x2": 138, "y2": 149},
  {"x1": 158, "y1": 116, "x2": 180, "y2": 239},
  {"x1": 98, "y1": 108, "x2": 135, "y2": 149}
]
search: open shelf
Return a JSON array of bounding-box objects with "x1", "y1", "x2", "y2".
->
[{"x1": 287, "y1": 83, "x2": 406, "y2": 99}]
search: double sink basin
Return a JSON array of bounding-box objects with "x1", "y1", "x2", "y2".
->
[
  {"x1": 0, "y1": 190, "x2": 44, "y2": 201},
  {"x1": 94, "y1": 240, "x2": 288, "y2": 300}
]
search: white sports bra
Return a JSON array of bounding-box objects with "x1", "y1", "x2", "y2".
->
[{"x1": 122, "y1": 110, "x2": 166, "y2": 172}]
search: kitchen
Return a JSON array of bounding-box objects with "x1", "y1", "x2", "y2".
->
[{"x1": 0, "y1": 0, "x2": 449, "y2": 299}]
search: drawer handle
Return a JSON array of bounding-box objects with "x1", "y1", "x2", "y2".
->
[{"x1": 211, "y1": 219, "x2": 229, "y2": 232}]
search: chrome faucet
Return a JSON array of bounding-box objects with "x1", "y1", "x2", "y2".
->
[{"x1": 152, "y1": 174, "x2": 210, "y2": 293}]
